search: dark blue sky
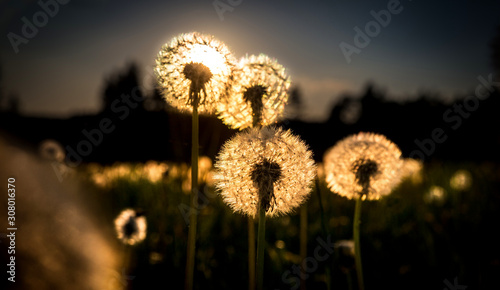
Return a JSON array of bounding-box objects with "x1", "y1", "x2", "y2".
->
[{"x1": 1, "y1": 0, "x2": 499, "y2": 121}]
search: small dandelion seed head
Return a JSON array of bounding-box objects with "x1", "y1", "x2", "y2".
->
[
  {"x1": 39, "y1": 139, "x2": 65, "y2": 162},
  {"x1": 155, "y1": 32, "x2": 235, "y2": 114},
  {"x1": 114, "y1": 209, "x2": 147, "y2": 246},
  {"x1": 424, "y1": 185, "x2": 446, "y2": 204},
  {"x1": 450, "y1": 169, "x2": 472, "y2": 191},
  {"x1": 213, "y1": 127, "x2": 316, "y2": 218},
  {"x1": 323, "y1": 132, "x2": 403, "y2": 200},
  {"x1": 218, "y1": 54, "x2": 291, "y2": 129}
]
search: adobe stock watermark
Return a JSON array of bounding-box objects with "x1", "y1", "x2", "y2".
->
[
  {"x1": 213, "y1": 0, "x2": 243, "y2": 21},
  {"x1": 409, "y1": 74, "x2": 499, "y2": 161},
  {"x1": 443, "y1": 277, "x2": 467, "y2": 290},
  {"x1": 339, "y1": 0, "x2": 404, "y2": 63},
  {"x1": 7, "y1": 0, "x2": 70, "y2": 54},
  {"x1": 280, "y1": 235, "x2": 335, "y2": 290}
]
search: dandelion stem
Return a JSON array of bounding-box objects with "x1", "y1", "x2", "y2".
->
[
  {"x1": 315, "y1": 177, "x2": 331, "y2": 290},
  {"x1": 256, "y1": 204, "x2": 266, "y2": 290},
  {"x1": 300, "y1": 203, "x2": 308, "y2": 290},
  {"x1": 353, "y1": 194, "x2": 364, "y2": 290},
  {"x1": 248, "y1": 217, "x2": 256, "y2": 290},
  {"x1": 185, "y1": 94, "x2": 199, "y2": 290}
]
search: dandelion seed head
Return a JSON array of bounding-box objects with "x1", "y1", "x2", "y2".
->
[
  {"x1": 217, "y1": 54, "x2": 291, "y2": 129},
  {"x1": 39, "y1": 139, "x2": 65, "y2": 162},
  {"x1": 324, "y1": 132, "x2": 403, "y2": 200},
  {"x1": 424, "y1": 185, "x2": 446, "y2": 204},
  {"x1": 114, "y1": 209, "x2": 147, "y2": 246},
  {"x1": 213, "y1": 127, "x2": 316, "y2": 218},
  {"x1": 450, "y1": 169, "x2": 472, "y2": 191},
  {"x1": 155, "y1": 32, "x2": 235, "y2": 114}
]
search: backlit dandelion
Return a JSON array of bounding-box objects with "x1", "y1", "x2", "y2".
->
[
  {"x1": 324, "y1": 132, "x2": 403, "y2": 200},
  {"x1": 114, "y1": 209, "x2": 147, "y2": 246},
  {"x1": 214, "y1": 126, "x2": 316, "y2": 218},
  {"x1": 155, "y1": 32, "x2": 235, "y2": 113},
  {"x1": 155, "y1": 32, "x2": 235, "y2": 289},
  {"x1": 217, "y1": 54, "x2": 291, "y2": 129},
  {"x1": 323, "y1": 132, "x2": 402, "y2": 290}
]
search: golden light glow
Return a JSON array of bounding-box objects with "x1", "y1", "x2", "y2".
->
[
  {"x1": 155, "y1": 32, "x2": 235, "y2": 114},
  {"x1": 401, "y1": 158, "x2": 423, "y2": 184},
  {"x1": 182, "y1": 156, "x2": 214, "y2": 193},
  {"x1": 89, "y1": 161, "x2": 169, "y2": 187},
  {"x1": 213, "y1": 127, "x2": 316, "y2": 218},
  {"x1": 114, "y1": 209, "x2": 147, "y2": 246},
  {"x1": 450, "y1": 169, "x2": 472, "y2": 191},
  {"x1": 424, "y1": 185, "x2": 445, "y2": 203},
  {"x1": 323, "y1": 132, "x2": 403, "y2": 200},
  {"x1": 217, "y1": 54, "x2": 291, "y2": 129}
]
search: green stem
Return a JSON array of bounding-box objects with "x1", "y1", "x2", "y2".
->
[
  {"x1": 315, "y1": 177, "x2": 331, "y2": 290},
  {"x1": 353, "y1": 195, "x2": 364, "y2": 290},
  {"x1": 300, "y1": 204, "x2": 308, "y2": 290},
  {"x1": 248, "y1": 217, "x2": 256, "y2": 290},
  {"x1": 185, "y1": 98, "x2": 199, "y2": 290},
  {"x1": 256, "y1": 205, "x2": 266, "y2": 290}
]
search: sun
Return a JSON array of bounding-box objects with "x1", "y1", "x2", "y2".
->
[{"x1": 187, "y1": 44, "x2": 231, "y2": 76}]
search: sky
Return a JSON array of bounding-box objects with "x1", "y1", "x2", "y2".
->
[{"x1": 0, "y1": 0, "x2": 499, "y2": 121}]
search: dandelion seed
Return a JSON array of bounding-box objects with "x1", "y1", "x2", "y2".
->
[
  {"x1": 217, "y1": 54, "x2": 291, "y2": 129},
  {"x1": 155, "y1": 32, "x2": 235, "y2": 113},
  {"x1": 114, "y1": 209, "x2": 147, "y2": 246},
  {"x1": 323, "y1": 132, "x2": 403, "y2": 200},
  {"x1": 214, "y1": 127, "x2": 316, "y2": 218}
]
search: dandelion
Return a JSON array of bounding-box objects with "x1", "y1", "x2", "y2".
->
[
  {"x1": 214, "y1": 126, "x2": 315, "y2": 290},
  {"x1": 155, "y1": 32, "x2": 235, "y2": 114},
  {"x1": 114, "y1": 209, "x2": 147, "y2": 246},
  {"x1": 38, "y1": 139, "x2": 65, "y2": 162},
  {"x1": 38, "y1": 139, "x2": 72, "y2": 181},
  {"x1": 214, "y1": 126, "x2": 316, "y2": 218},
  {"x1": 155, "y1": 32, "x2": 235, "y2": 290},
  {"x1": 425, "y1": 185, "x2": 446, "y2": 204},
  {"x1": 450, "y1": 169, "x2": 472, "y2": 191},
  {"x1": 323, "y1": 132, "x2": 403, "y2": 200},
  {"x1": 217, "y1": 54, "x2": 291, "y2": 129},
  {"x1": 323, "y1": 132, "x2": 403, "y2": 290},
  {"x1": 401, "y1": 158, "x2": 423, "y2": 184}
]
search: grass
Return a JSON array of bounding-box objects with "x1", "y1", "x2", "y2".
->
[{"x1": 80, "y1": 160, "x2": 500, "y2": 289}]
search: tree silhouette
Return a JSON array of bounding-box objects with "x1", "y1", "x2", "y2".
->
[
  {"x1": 143, "y1": 81, "x2": 169, "y2": 112},
  {"x1": 286, "y1": 85, "x2": 304, "y2": 120},
  {"x1": 101, "y1": 62, "x2": 145, "y2": 113}
]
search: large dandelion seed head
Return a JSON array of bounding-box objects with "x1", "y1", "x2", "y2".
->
[
  {"x1": 155, "y1": 32, "x2": 235, "y2": 114},
  {"x1": 213, "y1": 127, "x2": 316, "y2": 218},
  {"x1": 114, "y1": 209, "x2": 147, "y2": 246},
  {"x1": 323, "y1": 132, "x2": 403, "y2": 200},
  {"x1": 217, "y1": 54, "x2": 291, "y2": 129}
]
